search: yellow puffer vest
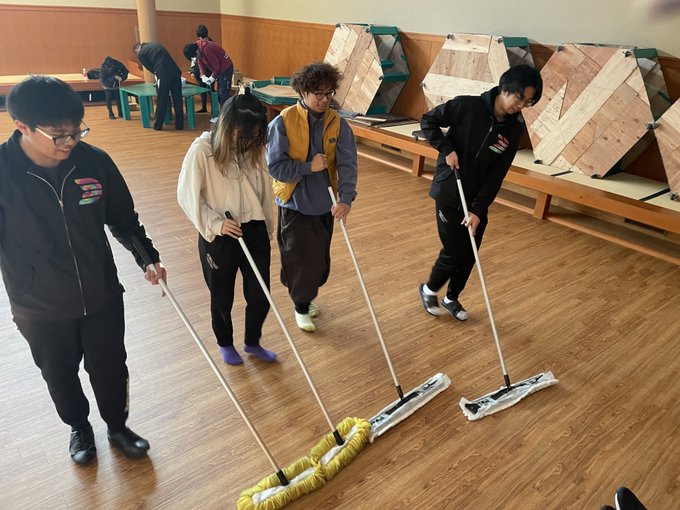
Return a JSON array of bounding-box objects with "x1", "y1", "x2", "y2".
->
[{"x1": 272, "y1": 101, "x2": 340, "y2": 204}]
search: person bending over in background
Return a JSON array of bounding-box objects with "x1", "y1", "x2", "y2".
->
[
  {"x1": 418, "y1": 64, "x2": 542, "y2": 321},
  {"x1": 133, "y1": 41, "x2": 184, "y2": 131},
  {"x1": 177, "y1": 88, "x2": 277, "y2": 366},
  {"x1": 266, "y1": 62, "x2": 358, "y2": 333},
  {"x1": 0, "y1": 76, "x2": 167, "y2": 465},
  {"x1": 183, "y1": 38, "x2": 234, "y2": 110},
  {"x1": 99, "y1": 56, "x2": 129, "y2": 120}
]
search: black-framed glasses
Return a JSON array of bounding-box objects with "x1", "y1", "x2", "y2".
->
[
  {"x1": 35, "y1": 122, "x2": 90, "y2": 146},
  {"x1": 512, "y1": 92, "x2": 536, "y2": 107},
  {"x1": 312, "y1": 90, "x2": 336, "y2": 101}
]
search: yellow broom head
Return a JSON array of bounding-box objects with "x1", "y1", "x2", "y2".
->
[
  {"x1": 236, "y1": 455, "x2": 325, "y2": 510},
  {"x1": 309, "y1": 416, "x2": 370, "y2": 481}
]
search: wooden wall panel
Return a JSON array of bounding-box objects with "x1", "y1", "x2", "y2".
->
[{"x1": 0, "y1": 5, "x2": 221, "y2": 79}]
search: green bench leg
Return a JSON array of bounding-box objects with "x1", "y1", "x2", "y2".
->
[
  {"x1": 211, "y1": 91, "x2": 220, "y2": 118},
  {"x1": 119, "y1": 91, "x2": 131, "y2": 120},
  {"x1": 185, "y1": 97, "x2": 196, "y2": 129},
  {"x1": 139, "y1": 96, "x2": 151, "y2": 128}
]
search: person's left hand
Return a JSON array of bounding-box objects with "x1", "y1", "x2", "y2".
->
[
  {"x1": 332, "y1": 202, "x2": 351, "y2": 223},
  {"x1": 144, "y1": 262, "x2": 167, "y2": 297},
  {"x1": 461, "y1": 212, "x2": 480, "y2": 236}
]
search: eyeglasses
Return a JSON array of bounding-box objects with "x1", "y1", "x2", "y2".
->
[
  {"x1": 311, "y1": 90, "x2": 336, "y2": 101},
  {"x1": 512, "y1": 92, "x2": 536, "y2": 107},
  {"x1": 35, "y1": 123, "x2": 90, "y2": 146}
]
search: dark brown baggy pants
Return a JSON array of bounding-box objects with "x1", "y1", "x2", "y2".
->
[{"x1": 276, "y1": 206, "x2": 334, "y2": 313}]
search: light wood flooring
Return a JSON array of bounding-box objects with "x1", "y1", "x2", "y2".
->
[{"x1": 0, "y1": 106, "x2": 678, "y2": 509}]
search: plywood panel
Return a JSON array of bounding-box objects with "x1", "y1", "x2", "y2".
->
[
  {"x1": 526, "y1": 44, "x2": 671, "y2": 179},
  {"x1": 421, "y1": 33, "x2": 533, "y2": 110},
  {"x1": 655, "y1": 100, "x2": 680, "y2": 195}
]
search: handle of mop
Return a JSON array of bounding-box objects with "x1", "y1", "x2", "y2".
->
[
  {"x1": 224, "y1": 213, "x2": 341, "y2": 440},
  {"x1": 452, "y1": 169, "x2": 510, "y2": 384},
  {"x1": 131, "y1": 236, "x2": 288, "y2": 481},
  {"x1": 325, "y1": 185, "x2": 402, "y2": 393}
]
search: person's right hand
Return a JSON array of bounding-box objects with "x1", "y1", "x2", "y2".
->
[
  {"x1": 446, "y1": 150, "x2": 459, "y2": 170},
  {"x1": 310, "y1": 153, "x2": 328, "y2": 173},
  {"x1": 221, "y1": 218, "x2": 242, "y2": 238}
]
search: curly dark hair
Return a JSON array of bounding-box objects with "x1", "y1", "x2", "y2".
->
[{"x1": 291, "y1": 62, "x2": 342, "y2": 94}]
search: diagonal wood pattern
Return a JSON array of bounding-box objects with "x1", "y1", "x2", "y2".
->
[
  {"x1": 522, "y1": 44, "x2": 673, "y2": 178},
  {"x1": 421, "y1": 33, "x2": 535, "y2": 110},
  {"x1": 654, "y1": 99, "x2": 680, "y2": 196}
]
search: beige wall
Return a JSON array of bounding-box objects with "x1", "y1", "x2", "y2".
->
[
  {"x1": 3, "y1": 0, "x2": 219, "y2": 12},
  {"x1": 219, "y1": 0, "x2": 680, "y2": 57}
]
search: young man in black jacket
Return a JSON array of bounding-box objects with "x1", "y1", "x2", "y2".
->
[
  {"x1": 418, "y1": 65, "x2": 542, "y2": 320},
  {"x1": 0, "y1": 76, "x2": 167, "y2": 465},
  {"x1": 133, "y1": 42, "x2": 184, "y2": 131}
]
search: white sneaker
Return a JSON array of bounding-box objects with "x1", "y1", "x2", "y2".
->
[
  {"x1": 295, "y1": 312, "x2": 316, "y2": 332},
  {"x1": 308, "y1": 302, "x2": 320, "y2": 318},
  {"x1": 209, "y1": 116, "x2": 218, "y2": 124}
]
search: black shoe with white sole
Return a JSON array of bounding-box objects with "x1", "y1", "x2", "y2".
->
[{"x1": 419, "y1": 284, "x2": 440, "y2": 316}]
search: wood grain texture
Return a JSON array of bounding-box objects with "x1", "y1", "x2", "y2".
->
[
  {"x1": 1, "y1": 107, "x2": 679, "y2": 509},
  {"x1": 524, "y1": 44, "x2": 671, "y2": 178},
  {"x1": 655, "y1": 99, "x2": 680, "y2": 194}
]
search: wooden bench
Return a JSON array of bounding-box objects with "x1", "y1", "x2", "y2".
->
[{"x1": 349, "y1": 120, "x2": 680, "y2": 264}]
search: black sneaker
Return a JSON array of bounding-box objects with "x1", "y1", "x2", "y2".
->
[
  {"x1": 440, "y1": 298, "x2": 468, "y2": 321},
  {"x1": 108, "y1": 427, "x2": 150, "y2": 459},
  {"x1": 419, "y1": 284, "x2": 440, "y2": 316},
  {"x1": 70, "y1": 425, "x2": 96, "y2": 465},
  {"x1": 615, "y1": 487, "x2": 647, "y2": 510}
]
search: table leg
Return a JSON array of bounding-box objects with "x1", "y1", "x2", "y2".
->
[
  {"x1": 120, "y1": 91, "x2": 131, "y2": 120},
  {"x1": 211, "y1": 91, "x2": 220, "y2": 117},
  {"x1": 185, "y1": 97, "x2": 196, "y2": 129},
  {"x1": 139, "y1": 95, "x2": 151, "y2": 128}
]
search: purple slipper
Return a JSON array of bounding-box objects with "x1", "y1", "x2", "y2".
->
[
  {"x1": 244, "y1": 345, "x2": 277, "y2": 363},
  {"x1": 220, "y1": 345, "x2": 243, "y2": 366}
]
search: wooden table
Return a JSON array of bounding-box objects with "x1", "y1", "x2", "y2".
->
[
  {"x1": 0, "y1": 73, "x2": 143, "y2": 96},
  {"x1": 119, "y1": 83, "x2": 219, "y2": 129}
]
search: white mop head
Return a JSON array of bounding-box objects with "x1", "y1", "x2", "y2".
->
[
  {"x1": 369, "y1": 373, "x2": 451, "y2": 442},
  {"x1": 459, "y1": 371, "x2": 558, "y2": 421}
]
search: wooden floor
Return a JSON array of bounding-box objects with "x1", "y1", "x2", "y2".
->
[{"x1": 1, "y1": 107, "x2": 679, "y2": 510}]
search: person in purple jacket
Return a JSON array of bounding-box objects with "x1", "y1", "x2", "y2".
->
[{"x1": 0, "y1": 76, "x2": 167, "y2": 465}]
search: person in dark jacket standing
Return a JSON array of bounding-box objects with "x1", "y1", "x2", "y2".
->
[
  {"x1": 133, "y1": 42, "x2": 184, "y2": 131},
  {"x1": 99, "y1": 56, "x2": 129, "y2": 120},
  {"x1": 418, "y1": 65, "x2": 542, "y2": 320},
  {"x1": 0, "y1": 76, "x2": 167, "y2": 465}
]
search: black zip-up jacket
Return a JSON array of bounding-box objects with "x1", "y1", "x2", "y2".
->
[
  {"x1": 421, "y1": 86, "x2": 524, "y2": 219},
  {"x1": 99, "y1": 56, "x2": 129, "y2": 89},
  {"x1": 0, "y1": 130, "x2": 160, "y2": 320},
  {"x1": 137, "y1": 42, "x2": 181, "y2": 80}
]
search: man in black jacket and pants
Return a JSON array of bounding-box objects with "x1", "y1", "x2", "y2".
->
[
  {"x1": 133, "y1": 42, "x2": 184, "y2": 130},
  {"x1": 0, "y1": 76, "x2": 167, "y2": 465},
  {"x1": 418, "y1": 65, "x2": 542, "y2": 320}
]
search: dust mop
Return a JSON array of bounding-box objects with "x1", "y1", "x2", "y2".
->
[
  {"x1": 326, "y1": 186, "x2": 451, "y2": 442},
  {"x1": 451, "y1": 169, "x2": 558, "y2": 421},
  {"x1": 224, "y1": 213, "x2": 370, "y2": 484},
  {"x1": 131, "y1": 238, "x2": 325, "y2": 510}
]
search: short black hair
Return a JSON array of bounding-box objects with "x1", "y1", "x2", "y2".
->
[
  {"x1": 183, "y1": 43, "x2": 198, "y2": 61},
  {"x1": 291, "y1": 62, "x2": 342, "y2": 95},
  {"x1": 499, "y1": 64, "x2": 543, "y2": 103},
  {"x1": 7, "y1": 76, "x2": 84, "y2": 129},
  {"x1": 196, "y1": 24, "x2": 209, "y2": 39}
]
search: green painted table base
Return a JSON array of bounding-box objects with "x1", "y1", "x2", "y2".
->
[{"x1": 119, "y1": 83, "x2": 219, "y2": 128}]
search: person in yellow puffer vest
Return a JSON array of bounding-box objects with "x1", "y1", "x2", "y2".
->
[{"x1": 266, "y1": 62, "x2": 358, "y2": 333}]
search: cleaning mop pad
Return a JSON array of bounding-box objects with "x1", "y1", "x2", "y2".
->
[
  {"x1": 369, "y1": 373, "x2": 451, "y2": 442},
  {"x1": 459, "y1": 371, "x2": 558, "y2": 421},
  {"x1": 309, "y1": 417, "x2": 371, "y2": 480},
  {"x1": 237, "y1": 456, "x2": 326, "y2": 510}
]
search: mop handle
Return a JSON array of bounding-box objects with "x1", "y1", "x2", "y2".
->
[
  {"x1": 224, "y1": 213, "x2": 340, "y2": 438},
  {"x1": 131, "y1": 237, "x2": 288, "y2": 482},
  {"x1": 326, "y1": 187, "x2": 403, "y2": 395},
  {"x1": 452, "y1": 170, "x2": 510, "y2": 384}
]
